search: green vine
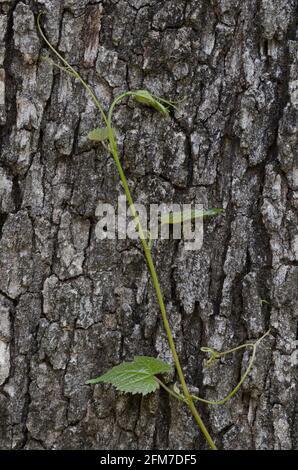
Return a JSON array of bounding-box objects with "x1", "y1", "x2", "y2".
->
[{"x1": 37, "y1": 13, "x2": 270, "y2": 450}]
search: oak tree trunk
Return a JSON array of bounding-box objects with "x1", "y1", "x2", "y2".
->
[{"x1": 0, "y1": 0, "x2": 297, "y2": 450}]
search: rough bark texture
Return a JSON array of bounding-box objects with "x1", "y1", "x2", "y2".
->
[{"x1": 0, "y1": 0, "x2": 297, "y2": 450}]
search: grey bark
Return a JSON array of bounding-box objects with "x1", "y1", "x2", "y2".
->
[{"x1": 0, "y1": 0, "x2": 297, "y2": 450}]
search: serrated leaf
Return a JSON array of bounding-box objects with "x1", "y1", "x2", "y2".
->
[
  {"x1": 160, "y1": 208, "x2": 223, "y2": 226},
  {"x1": 88, "y1": 127, "x2": 115, "y2": 142},
  {"x1": 86, "y1": 356, "x2": 172, "y2": 396},
  {"x1": 132, "y1": 90, "x2": 170, "y2": 117}
]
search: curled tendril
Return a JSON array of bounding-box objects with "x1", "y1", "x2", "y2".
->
[
  {"x1": 158, "y1": 330, "x2": 271, "y2": 407},
  {"x1": 200, "y1": 347, "x2": 222, "y2": 368}
]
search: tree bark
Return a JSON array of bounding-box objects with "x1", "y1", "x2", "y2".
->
[{"x1": 0, "y1": 0, "x2": 297, "y2": 450}]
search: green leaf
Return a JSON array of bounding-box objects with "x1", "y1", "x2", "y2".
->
[
  {"x1": 160, "y1": 208, "x2": 223, "y2": 226},
  {"x1": 88, "y1": 127, "x2": 115, "y2": 142},
  {"x1": 86, "y1": 356, "x2": 172, "y2": 396},
  {"x1": 133, "y1": 356, "x2": 172, "y2": 374},
  {"x1": 132, "y1": 90, "x2": 170, "y2": 117}
]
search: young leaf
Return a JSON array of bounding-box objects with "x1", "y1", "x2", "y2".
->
[
  {"x1": 160, "y1": 208, "x2": 223, "y2": 226},
  {"x1": 86, "y1": 356, "x2": 172, "y2": 396},
  {"x1": 88, "y1": 127, "x2": 115, "y2": 142},
  {"x1": 132, "y1": 90, "x2": 170, "y2": 117}
]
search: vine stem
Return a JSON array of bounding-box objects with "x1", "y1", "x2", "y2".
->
[
  {"x1": 115, "y1": 169, "x2": 217, "y2": 449},
  {"x1": 143, "y1": 241, "x2": 217, "y2": 449},
  {"x1": 36, "y1": 14, "x2": 217, "y2": 450},
  {"x1": 37, "y1": 13, "x2": 108, "y2": 128},
  {"x1": 107, "y1": 108, "x2": 217, "y2": 451}
]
